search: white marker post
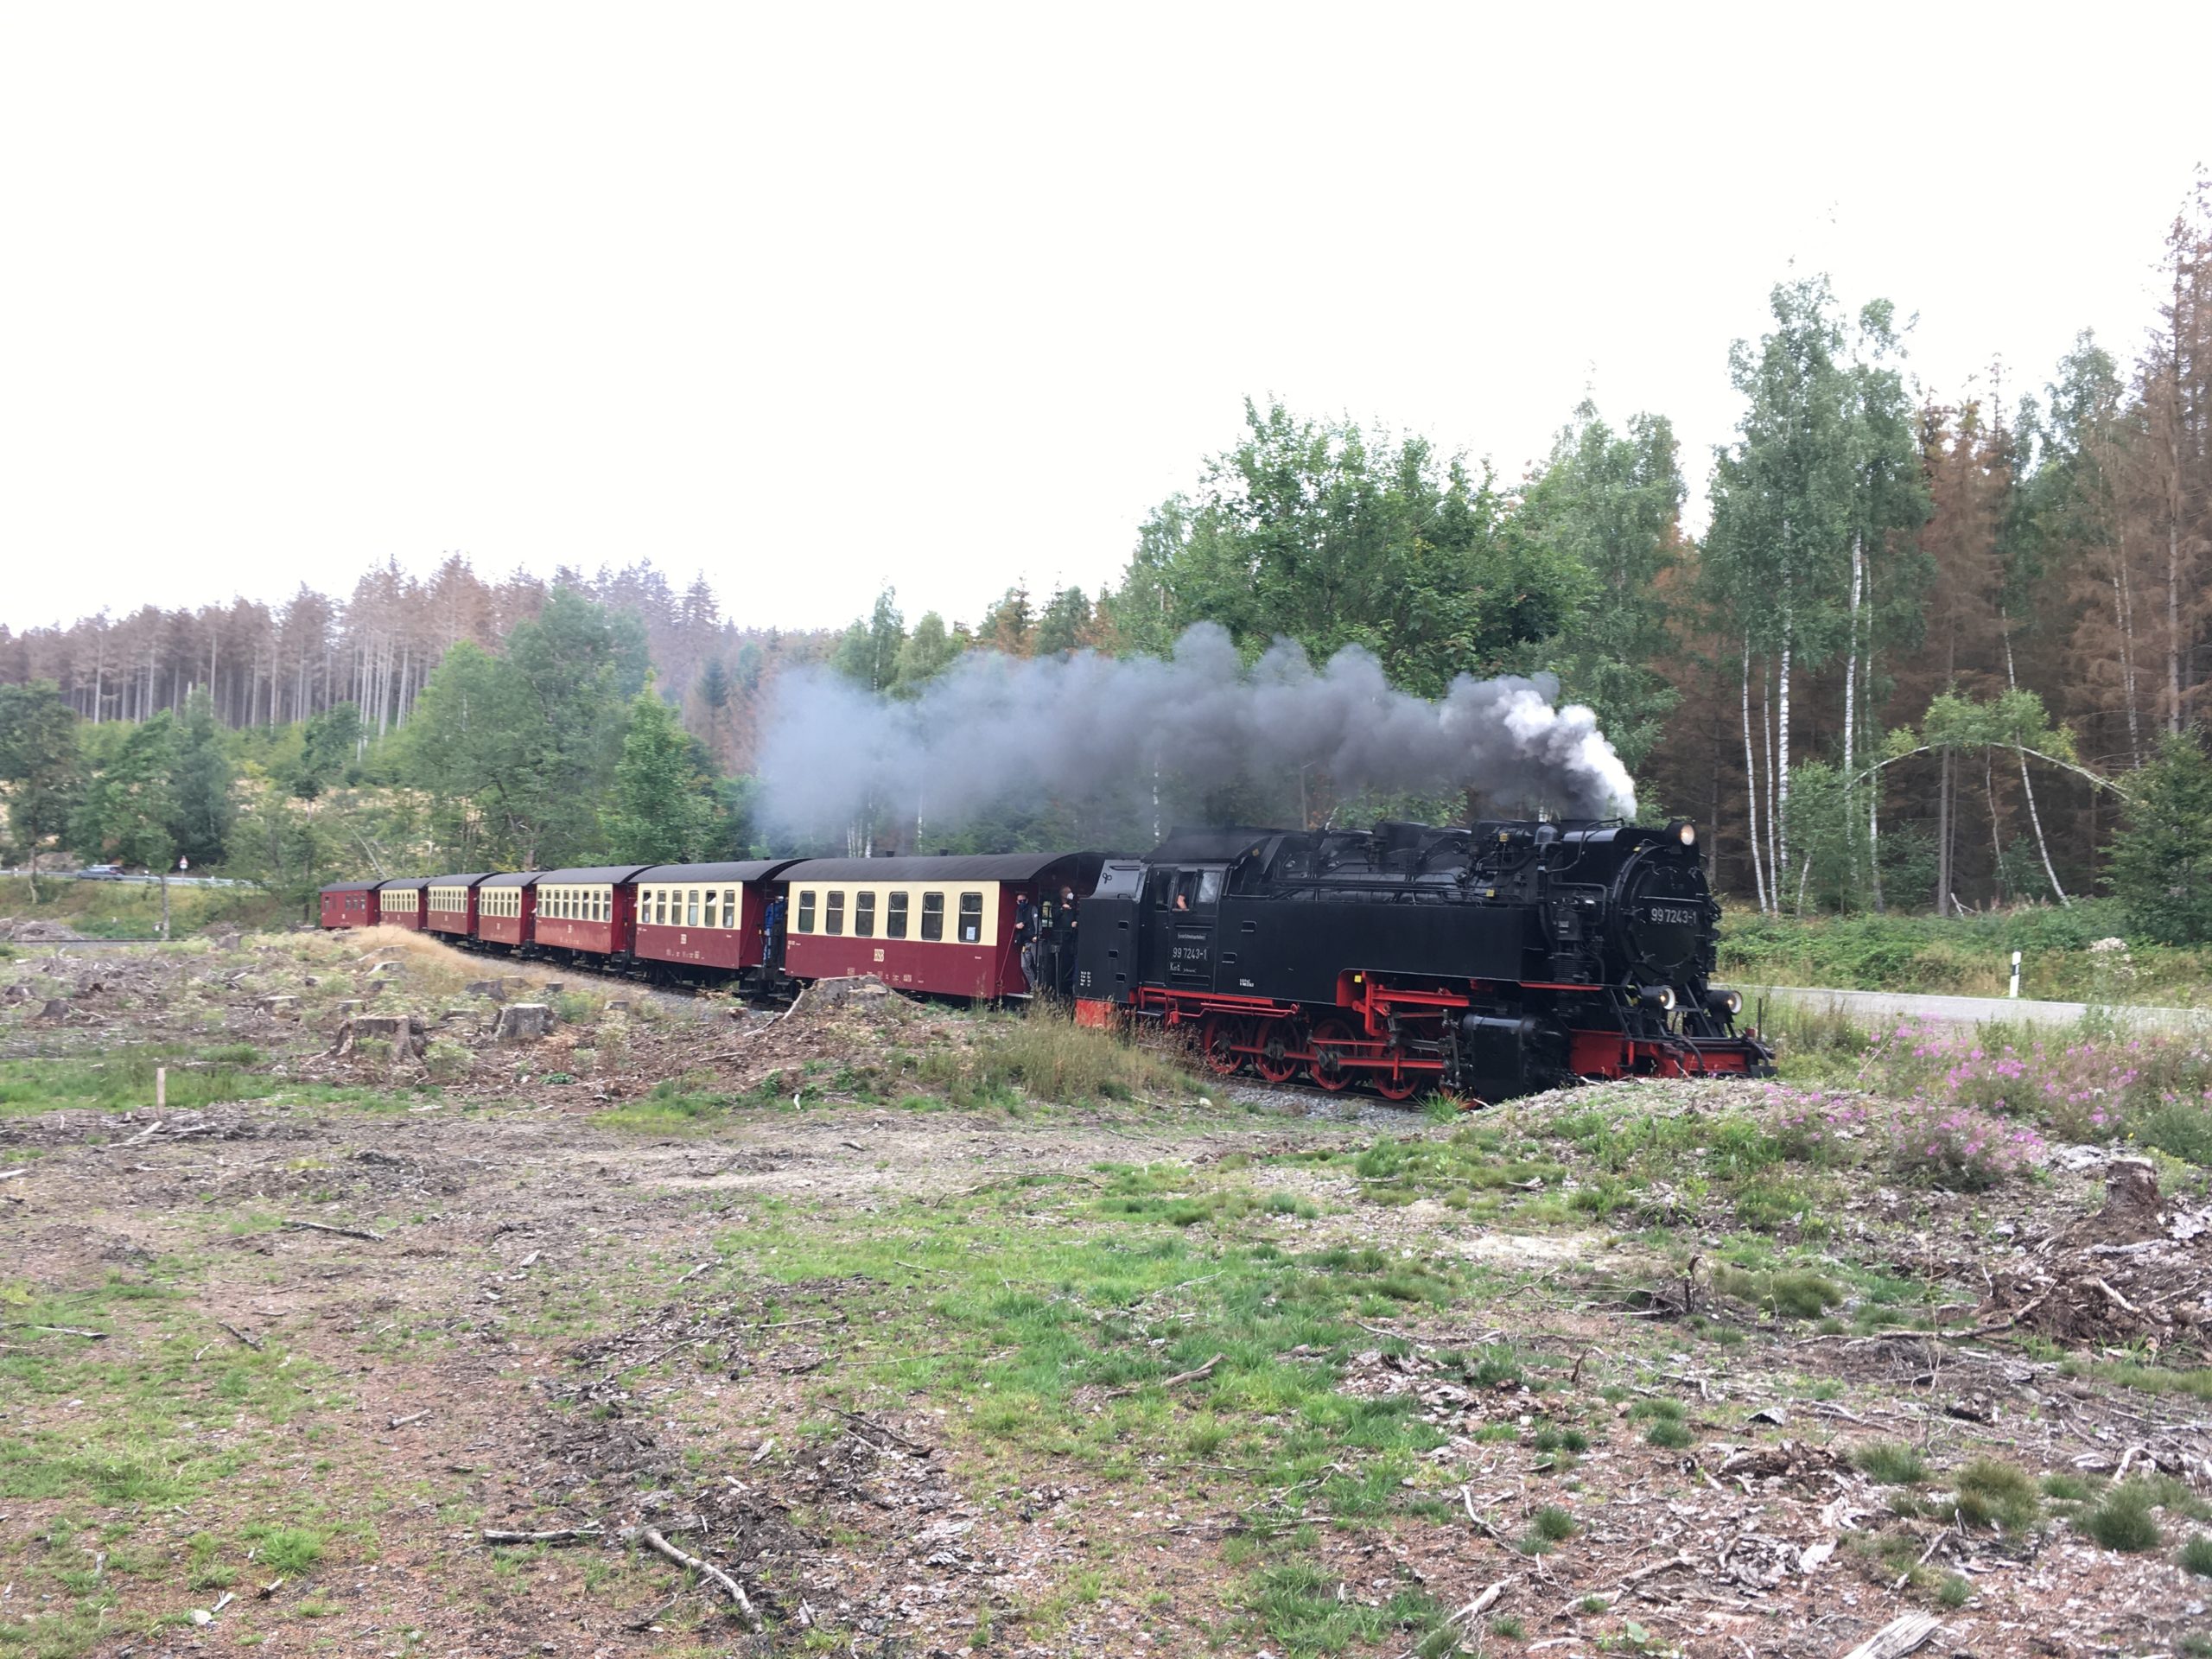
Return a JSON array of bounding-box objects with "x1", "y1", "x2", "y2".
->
[{"x1": 2009, "y1": 950, "x2": 2022, "y2": 1000}]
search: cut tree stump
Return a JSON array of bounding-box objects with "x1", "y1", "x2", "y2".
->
[
  {"x1": 467, "y1": 980, "x2": 507, "y2": 1001},
  {"x1": 258, "y1": 995, "x2": 299, "y2": 1017},
  {"x1": 37, "y1": 999, "x2": 71, "y2": 1020},
  {"x1": 494, "y1": 1004, "x2": 554, "y2": 1042},
  {"x1": 327, "y1": 1014, "x2": 428, "y2": 1059}
]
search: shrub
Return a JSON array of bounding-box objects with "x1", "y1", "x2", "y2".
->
[
  {"x1": 1887, "y1": 1103, "x2": 2042, "y2": 1191},
  {"x1": 2081, "y1": 1482, "x2": 2164, "y2": 1552},
  {"x1": 1644, "y1": 1420, "x2": 1692, "y2": 1450},
  {"x1": 2179, "y1": 1534, "x2": 2212, "y2": 1578}
]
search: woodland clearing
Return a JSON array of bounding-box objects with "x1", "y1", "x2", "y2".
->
[{"x1": 0, "y1": 927, "x2": 2208, "y2": 1659}]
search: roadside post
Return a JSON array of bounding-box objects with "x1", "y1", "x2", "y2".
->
[{"x1": 2009, "y1": 950, "x2": 2022, "y2": 999}]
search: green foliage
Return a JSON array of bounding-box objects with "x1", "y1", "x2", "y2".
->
[
  {"x1": 69, "y1": 710, "x2": 179, "y2": 872},
  {"x1": 607, "y1": 689, "x2": 718, "y2": 862},
  {"x1": 291, "y1": 702, "x2": 363, "y2": 799},
  {"x1": 1853, "y1": 1443, "x2": 1927, "y2": 1485},
  {"x1": 171, "y1": 689, "x2": 236, "y2": 867},
  {"x1": 2080, "y1": 1481, "x2": 2164, "y2": 1552},
  {"x1": 402, "y1": 589, "x2": 649, "y2": 867},
  {"x1": 1946, "y1": 1458, "x2": 2040, "y2": 1532},
  {"x1": 2178, "y1": 1533, "x2": 2212, "y2": 1577},
  {"x1": 2108, "y1": 730, "x2": 2212, "y2": 944},
  {"x1": 1514, "y1": 402, "x2": 1684, "y2": 770},
  {"x1": 1110, "y1": 399, "x2": 1586, "y2": 695},
  {"x1": 0, "y1": 679, "x2": 81, "y2": 874}
]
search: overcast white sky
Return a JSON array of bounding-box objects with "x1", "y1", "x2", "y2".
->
[{"x1": 3, "y1": 3, "x2": 2206, "y2": 636}]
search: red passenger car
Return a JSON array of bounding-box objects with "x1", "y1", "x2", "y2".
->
[
  {"x1": 779, "y1": 854, "x2": 1103, "y2": 998},
  {"x1": 531, "y1": 866, "x2": 652, "y2": 960},
  {"x1": 320, "y1": 881, "x2": 382, "y2": 929},
  {"x1": 425, "y1": 874, "x2": 491, "y2": 939},
  {"x1": 475, "y1": 872, "x2": 539, "y2": 951},
  {"x1": 631, "y1": 860, "x2": 802, "y2": 983},
  {"x1": 377, "y1": 878, "x2": 430, "y2": 931}
]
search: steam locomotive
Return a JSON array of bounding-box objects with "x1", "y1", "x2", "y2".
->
[{"x1": 1071, "y1": 817, "x2": 1770, "y2": 1101}]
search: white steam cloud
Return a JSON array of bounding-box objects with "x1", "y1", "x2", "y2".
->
[{"x1": 757, "y1": 623, "x2": 1636, "y2": 840}]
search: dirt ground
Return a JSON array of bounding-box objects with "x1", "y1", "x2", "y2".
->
[{"x1": 1, "y1": 929, "x2": 2209, "y2": 1659}]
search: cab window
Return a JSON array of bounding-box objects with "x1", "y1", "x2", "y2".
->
[
  {"x1": 854, "y1": 891, "x2": 875, "y2": 937},
  {"x1": 824, "y1": 890, "x2": 845, "y2": 935},
  {"x1": 1198, "y1": 870, "x2": 1223, "y2": 906},
  {"x1": 886, "y1": 892, "x2": 909, "y2": 938},
  {"x1": 797, "y1": 889, "x2": 817, "y2": 932},
  {"x1": 958, "y1": 892, "x2": 983, "y2": 944},
  {"x1": 920, "y1": 892, "x2": 944, "y2": 941}
]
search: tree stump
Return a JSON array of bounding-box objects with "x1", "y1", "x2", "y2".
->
[
  {"x1": 36, "y1": 999, "x2": 70, "y2": 1021},
  {"x1": 328, "y1": 1013, "x2": 428, "y2": 1059},
  {"x1": 494, "y1": 1004, "x2": 555, "y2": 1043},
  {"x1": 467, "y1": 980, "x2": 507, "y2": 1001},
  {"x1": 259, "y1": 995, "x2": 300, "y2": 1018}
]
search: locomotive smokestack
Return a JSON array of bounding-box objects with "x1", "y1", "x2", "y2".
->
[{"x1": 757, "y1": 622, "x2": 1637, "y2": 840}]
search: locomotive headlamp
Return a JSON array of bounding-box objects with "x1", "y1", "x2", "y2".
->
[
  {"x1": 1706, "y1": 988, "x2": 1744, "y2": 1016},
  {"x1": 1672, "y1": 820, "x2": 1697, "y2": 848},
  {"x1": 1637, "y1": 984, "x2": 1677, "y2": 1012}
]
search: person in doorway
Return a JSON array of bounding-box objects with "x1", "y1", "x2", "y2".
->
[
  {"x1": 1012, "y1": 891, "x2": 1037, "y2": 991},
  {"x1": 763, "y1": 893, "x2": 786, "y2": 967},
  {"x1": 1057, "y1": 886, "x2": 1080, "y2": 994}
]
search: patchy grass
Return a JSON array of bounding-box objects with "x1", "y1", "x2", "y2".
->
[
  {"x1": 907, "y1": 1007, "x2": 1200, "y2": 1108},
  {"x1": 1854, "y1": 1443, "x2": 1929, "y2": 1486}
]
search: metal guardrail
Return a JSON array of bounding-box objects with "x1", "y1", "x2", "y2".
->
[{"x1": 0, "y1": 870, "x2": 245, "y2": 888}]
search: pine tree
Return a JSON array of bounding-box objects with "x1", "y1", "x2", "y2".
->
[{"x1": 2108, "y1": 729, "x2": 2212, "y2": 943}]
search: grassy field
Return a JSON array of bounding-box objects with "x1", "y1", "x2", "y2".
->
[
  {"x1": 3, "y1": 930, "x2": 2211, "y2": 1656},
  {"x1": 0, "y1": 875, "x2": 291, "y2": 938},
  {"x1": 1719, "y1": 897, "x2": 2212, "y2": 1005}
]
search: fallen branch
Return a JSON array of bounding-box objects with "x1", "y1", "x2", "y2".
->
[
  {"x1": 217, "y1": 1321, "x2": 264, "y2": 1351},
  {"x1": 639, "y1": 1527, "x2": 762, "y2": 1630},
  {"x1": 0, "y1": 1168, "x2": 28, "y2": 1180},
  {"x1": 7, "y1": 1322, "x2": 106, "y2": 1339},
  {"x1": 1106, "y1": 1351, "x2": 1225, "y2": 1399},
  {"x1": 282, "y1": 1219, "x2": 384, "y2": 1242},
  {"x1": 480, "y1": 1525, "x2": 603, "y2": 1546},
  {"x1": 828, "y1": 1408, "x2": 930, "y2": 1452},
  {"x1": 1840, "y1": 1611, "x2": 1943, "y2": 1659},
  {"x1": 389, "y1": 1410, "x2": 428, "y2": 1428}
]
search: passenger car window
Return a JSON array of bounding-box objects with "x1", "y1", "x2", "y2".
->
[
  {"x1": 797, "y1": 890, "x2": 816, "y2": 932},
  {"x1": 920, "y1": 892, "x2": 944, "y2": 941},
  {"x1": 723, "y1": 887, "x2": 736, "y2": 925},
  {"x1": 854, "y1": 891, "x2": 875, "y2": 937},
  {"x1": 887, "y1": 892, "x2": 909, "y2": 938},
  {"x1": 687, "y1": 888, "x2": 701, "y2": 927},
  {"x1": 825, "y1": 891, "x2": 845, "y2": 935},
  {"x1": 705, "y1": 889, "x2": 719, "y2": 929},
  {"x1": 958, "y1": 892, "x2": 983, "y2": 944}
]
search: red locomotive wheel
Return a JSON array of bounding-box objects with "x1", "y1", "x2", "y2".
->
[
  {"x1": 1199, "y1": 1014, "x2": 1244, "y2": 1077},
  {"x1": 1372, "y1": 1058, "x2": 1421, "y2": 1103},
  {"x1": 1308, "y1": 1017, "x2": 1356, "y2": 1092},
  {"x1": 1253, "y1": 1020, "x2": 1300, "y2": 1084}
]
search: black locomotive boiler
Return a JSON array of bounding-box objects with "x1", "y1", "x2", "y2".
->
[{"x1": 1071, "y1": 818, "x2": 1771, "y2": 1102}]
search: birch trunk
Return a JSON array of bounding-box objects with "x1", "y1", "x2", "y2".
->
[
  {"x1": 1776, "y1": 624, "x2": 1792, "y2": 880},
  {"x1": 1935, "y1": 747, "x2": 1952, "y2": 917},
  {"x1": 2001, "y1": 631, "x2": 2069, "y2": 904},
  {"x1": 1741, "y1": 639, "x2": 1769, "y2": 914}
]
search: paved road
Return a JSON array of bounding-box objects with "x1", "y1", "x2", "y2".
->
[{"x1": 1728, "y1": 982, "x2": 2210, "y2": 1032}]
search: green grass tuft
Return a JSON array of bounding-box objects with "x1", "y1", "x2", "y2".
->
[
  {"x1": 1853, "y1": 1442, "x2": 1927, "y2": 1485},
  {"x1": 2081, "y1": 1482, "x2": 2164, "y2": 1553}
]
